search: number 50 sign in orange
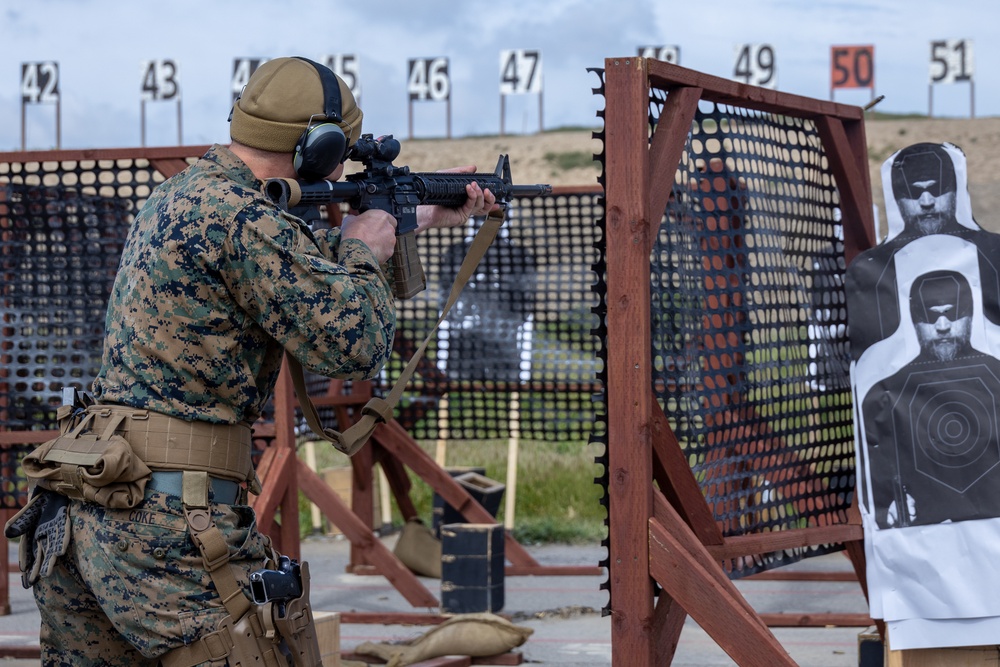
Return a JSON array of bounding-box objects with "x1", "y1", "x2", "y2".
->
[{"x1": 830, "y1": 45, "x2": 875, "y2": 91}]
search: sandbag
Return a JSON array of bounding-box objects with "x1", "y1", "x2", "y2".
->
[
  {"x1": 392, "y1": 517, "x2": 442, "y2": 579},
  {"x1": 353, "y1": 612, "x2": 533, "y2": 667}
]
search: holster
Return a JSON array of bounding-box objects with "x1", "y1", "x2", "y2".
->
[
  {"x1": 160, "y1": 471, "x2": 322, "y2": 667},
  {"x1": 267, "y1": 561, "x2": 323, "y2": 667}
]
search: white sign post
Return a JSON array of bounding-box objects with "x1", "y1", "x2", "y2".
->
[
  {"x1": 20, "y1": 61, "x2": 60, "y2": 150},
  {"x1": 406, "y1": 57, "x2": 451, "y2": 139},
  {"x1": 929, "y1": 39, "x2": 975, "y2": 118},
  {"x1": 140, "y1": 59, "x2": 182, "y2": 146},
  {"x1": 499, "y1": 49, "x2": 543, "y2": 135}
]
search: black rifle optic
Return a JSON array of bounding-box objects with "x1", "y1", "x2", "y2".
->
[{"x1": 264, "y1": 133, "x2": 551, "y2": 299}]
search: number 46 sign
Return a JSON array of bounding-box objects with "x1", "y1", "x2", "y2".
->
[{"x1": 406, "y1": 57, "x2": 452, "y2": 139}]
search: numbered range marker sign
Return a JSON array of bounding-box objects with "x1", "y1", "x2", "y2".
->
[
  {"x1": 20, "y1": 61, "x2": 61, "y2": 149},
  {"x1": 637, "y1": 46, "x2": 680, "y2": 65},
  {"x1": 140, "y1": 59, "x2": 181, "y2": 147},
  {"x1": 141, "y1": 59, "x2": 180, "y2": 101},
  {"x1": 406, "y1": 57, "x2": 451, "y2": 139},
  {"x1": 499, "y1": 49, "x2": 542, "y2": 95},
  {"x1": 930, "y1": 39, "x2": 974, "y2": 84},
  {"x1": 232, "y1": 58, "x2": 268, "y2": 103},
  {"x1": 733, "y1": 44, "x2": 776, "y2": 89},
  {"x1": 830, "y1": 46, "x2": 874, "y2": 90},
  {"x1": 21, "y1": 61, "x2": 59, "y2": 104},
  {"x1": 322, "y1": 54, "x2": 361, "y2": 105},
  {"x1": 928, "y1": 39, "x2": 975, "y2": 117},
  {"x1": 407, "y1": 57, "x2": 450, "y2": 101}
]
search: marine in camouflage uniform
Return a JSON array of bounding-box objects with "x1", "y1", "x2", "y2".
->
[
  {"x1": 33, "y1": 58, "x2": 392, "y2": 667},
  {"x1": 27, "y1": 56, "x2": 495, "y2": 667},
  {"x1": 32, "y1": 141, "x2": 393, "y2": 665}
]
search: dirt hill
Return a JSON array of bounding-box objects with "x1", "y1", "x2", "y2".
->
[{"x1": 391, "y1": 116, "x2": 1000, "y2": 234}]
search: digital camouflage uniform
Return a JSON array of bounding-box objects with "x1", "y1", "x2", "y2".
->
[{"x1": 33, "y1": 143, "x2": 395, "y2": 666}]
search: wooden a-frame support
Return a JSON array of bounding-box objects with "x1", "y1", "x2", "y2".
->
[
  {"x1": 251, "y1": 340, "x2": 603, "y2": 618},
  {"x1": 603, "y1": 57, "x2": 878, "y2": 666}
]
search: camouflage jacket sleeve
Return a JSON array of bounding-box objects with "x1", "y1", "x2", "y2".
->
[
  {"x1": 223, "y1": 204, "x2": 396, "y2": 380},
  {"x1": 92, "y1": 145, "x2": 395, "y2": 424}
]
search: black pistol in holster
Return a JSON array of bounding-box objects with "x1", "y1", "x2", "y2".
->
[
  {"x1": 264, "y1": 133, "x2": 551, "y2": 300},
  {"x1": 247, "y1": 556, "x2": 323, "y2": 666},
  {"x1": 250, "y1": 554, "x2": 303, "y2": 615}
]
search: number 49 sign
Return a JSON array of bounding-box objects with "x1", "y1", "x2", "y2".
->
[{"x1": 733, "y1": 44, "x2": 776, "y2": 89}]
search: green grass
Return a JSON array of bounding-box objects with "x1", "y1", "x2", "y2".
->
[
  {"x1": 298, "y1": 437, "x2": 607, "y2": 544},
  {"x1": 543, "y1": 150, "x2": 597, "y2": 172}
]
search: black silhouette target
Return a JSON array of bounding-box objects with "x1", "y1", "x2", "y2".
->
[
  {"x1": 915, "y1": 388, "x2": 987, "y2": 467},
  {"x1": 901, "y1": 369, "x2": 1000, "y2": 493}
]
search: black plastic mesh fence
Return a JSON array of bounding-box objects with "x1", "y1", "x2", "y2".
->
[
  {"x1": 1, "y1": 149, "x2": 604, "y2": 507},
  {"x1": 0, "y1": 158, "x2": 160, "y2": 431},
  {"x1": 648, "y1": 95, "x2": 855, "y2": 575},
  {"x1": 0, "y1": 156, "x2": 169, "y2": 507},
  {"x1": 377, "y1": 189, "x2": 603, "y2": 441}
]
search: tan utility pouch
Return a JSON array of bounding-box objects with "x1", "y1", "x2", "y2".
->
[{"x1": 21, "y1": 411, "x2": 151, "y2": 509}]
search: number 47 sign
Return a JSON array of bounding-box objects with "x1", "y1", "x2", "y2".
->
[{"x1": 499, "y1": 49, "x2": 543, "y2": 135}]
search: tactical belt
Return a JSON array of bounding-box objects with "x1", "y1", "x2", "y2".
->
[
  {"x1": 147, "y1": 472, "x2": 241, "y2": 505},
  {"x1": 83, "y1": 405, "x2": 257, "y2": 489}
]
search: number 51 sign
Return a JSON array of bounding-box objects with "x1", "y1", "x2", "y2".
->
[{"x1": 929, "y1": 39, "x2": 975, "y2": 117}]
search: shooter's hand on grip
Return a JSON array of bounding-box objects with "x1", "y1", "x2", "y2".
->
[{"x1": 341, "y1": 209, "x2": 397, "y2": 264}]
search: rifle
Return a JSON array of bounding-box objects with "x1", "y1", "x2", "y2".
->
[{"x1": 264, "y1": 133, "x2": 551, "y2": 299}]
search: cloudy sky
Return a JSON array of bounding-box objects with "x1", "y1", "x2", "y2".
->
[{"x1": 0, "y1": 0, "x2": 996, "y2": 151}]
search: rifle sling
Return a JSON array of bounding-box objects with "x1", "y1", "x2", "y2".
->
[{"x1": 287, "y1": 205, "x2": 508, "y2": 456}]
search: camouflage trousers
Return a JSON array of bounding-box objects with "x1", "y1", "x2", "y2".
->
[{"x1": 33, "y1": 488, "x2": 272, "y2": 666}]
